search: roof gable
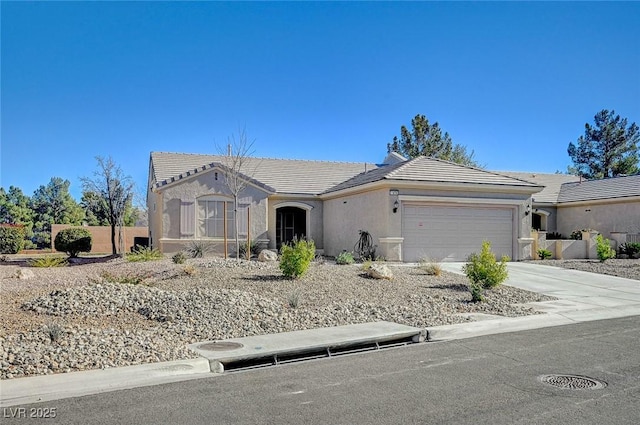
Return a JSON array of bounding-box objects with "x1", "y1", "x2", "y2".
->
[{"x1": 324, "y1": 156, "x2": 542, "y2": 194}]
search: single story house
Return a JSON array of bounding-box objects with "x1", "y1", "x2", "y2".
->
[
  {"x1": 501, "y1": 172, "x2": 640, "y2": 239},
  {"x1": 147, "y1": 152, "x2": 543, "y2": 262}
]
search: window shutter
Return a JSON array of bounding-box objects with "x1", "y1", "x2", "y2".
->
[
  {"x1": 180, "y1": 200, "x2": 195, "y2": 237},
  {"x1": 236, "y1": 204, "x2": 249, "y2": 237}
]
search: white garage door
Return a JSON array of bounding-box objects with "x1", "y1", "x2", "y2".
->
[{"x1": 402, "y1": 204, "x2": 513, "y2": 262}]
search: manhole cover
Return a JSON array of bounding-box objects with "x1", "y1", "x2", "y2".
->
[
  {"x1": 539, "y1": 374, "x2": 606, "y2": 390},
  {"x1": 198, "y1": 341, "x2": 244, "y2": 351}
]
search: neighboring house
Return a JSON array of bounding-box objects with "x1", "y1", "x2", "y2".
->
[
  {"x1": 555, "y1": 175, "x2": 640, "y2": 237},
  {"x1": 502, "y1": 172, "x2": 640, "y2": 239},
  {"x1": 148, "y1": 152, "x2": 542, "y2": 262},
  {"x1": 500, "y1": 172, "x2": 581, "y2": 233}
]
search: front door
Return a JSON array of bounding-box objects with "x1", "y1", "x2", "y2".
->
[{"x1": 276, "y1": 207, "x2": 306, "y2": 248}]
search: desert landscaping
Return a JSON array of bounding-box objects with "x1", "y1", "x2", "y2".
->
[{"x1": 1, "y1": 255, "x2": 638, "y2": 380}]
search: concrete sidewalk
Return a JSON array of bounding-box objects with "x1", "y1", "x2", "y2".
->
[{"x1": 2, "y1": 262, "x2": 639, "y2": 407}]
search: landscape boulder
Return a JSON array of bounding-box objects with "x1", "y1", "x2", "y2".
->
[
  {"x1": 16, "y1": 268, "x2": 35, "y2": 280},
  {"x1": 367, "y1": 264, "x2": 393, "y2": 280},
  {"x1": 258, "y1": 249, "x2": 278, "y2": 262}
]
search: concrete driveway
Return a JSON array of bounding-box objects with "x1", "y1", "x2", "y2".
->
[{"x1": 434, "y1": 261, "x2": 640, "y2": 340}]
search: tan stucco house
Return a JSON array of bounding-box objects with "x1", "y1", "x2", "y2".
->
[
  {"x1": 502, "y1": 172, "x2": 640, "y2": 239},
  {"x1": 147, "y1": 152, "x2": 544, "y2": 262}
]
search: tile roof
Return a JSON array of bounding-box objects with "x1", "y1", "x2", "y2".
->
[
  {"x1": 499, "y1": 172, "x2": 581, "y2": 203},
  {"x1": 324, "y1": 156, "x2": 542, "y2": 193},
  {"x1": 150, "y1": 152, "x2": 377, "y2": 195},
  {"x1": 557, "y1": 174, "x2": 640, "y2": 203}
]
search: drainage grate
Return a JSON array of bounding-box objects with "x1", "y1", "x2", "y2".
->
[
  {"x1": 222, "y1": 335, "x2": 418, "y2": 373},
  {"x1": 198, "y1": 341, "x2": 244, "y2": 351},
  {"x1": 539, "y1": 374, "x2": 606, "y2": 390}
]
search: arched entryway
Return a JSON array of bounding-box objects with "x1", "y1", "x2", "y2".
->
[
  {"x1": 532, "y1": 210, "x2": 549, "y2": 231},
  {"x1": 276, "y1": 206, "x2": 307, "y2": 248}
]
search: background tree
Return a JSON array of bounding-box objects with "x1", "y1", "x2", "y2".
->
[
  {"x1": 81, "y1": 156, "x2": 134, "y2": 256},
  {"x1": 0, "y1": 186, "x2": 35, "y2": 248},
  {"x1": 387, "y1": 114, "x2": 481, "y2": 167},
  {"x1": 568, "y1": 109, "x2": 639, "y2": 179},
  {"x1": 81, "y1": 190, "x2": 140, "y2": 226},
  {"x1": 30, "y1": 178, "x2": 84, "y2": 248},
  {"x1": 216, "y1": 128, "x2": 260, "y2": 260}
]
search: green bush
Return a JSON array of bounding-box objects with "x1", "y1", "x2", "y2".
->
[
  {"x1": 280, "y1": 238, "x2": 316, "y2": 279},
  {"x1": 0, "y1": 225, "x2": 25, "y2": 254},
  {"x1": 239, "y1": 240, "x2": 261, "y2": 259},
  {"x1": 172, "y1": 251, "x2": 186, "y2": 264},
  {"x1": 595, "y1": 234, "x2": 616, "y2": 262},
  {"x1": 126, "y1": 245, "x2": 163, "y2": 262},
  {"x1": 29, "y1": 256, "x2": 68, "y2": 268},
  {"x1": 336, "y1": 251, "x2": 355, "y2": 265},
  {"x1": 186, "y1": 240, "x2": 213, "y2": 258},
  {"x1": 619, "y1": 242, "x2": 640, "y2": 257},
  {"x1": 54, "y1": 228, "x2": 92, "y2": 258},
  {"x1": 570, "y1": 230, "x2": 583, "y2": 240},
  {"x1": 546, "y1": 232, "x2": 564, "y2": 240},
  {"x1": 537, "y1": 248, "x2": 552, "y2": 260},
  {"x1": 462, "y1": 241, "x2": 509, "y2": 302}
]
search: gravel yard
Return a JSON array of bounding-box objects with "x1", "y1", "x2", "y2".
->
[
  {"x1": 532, "y1": 258, "x2": 640, "y2": 281},
  {"x1": 1, "y1": 256, "x2": 558, "y2": 380}
]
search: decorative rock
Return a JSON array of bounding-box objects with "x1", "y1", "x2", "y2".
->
[
  {"x1": 367, "y1": 264, "x2": 393, "y2": 280},
  {"x1": 16, "y1": 269, "x2": 35, "y2": 280},
  {"x1": 258, "y1": 249, "x2": 278, "y2": 262}
]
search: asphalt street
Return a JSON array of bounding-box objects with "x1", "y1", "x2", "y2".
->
[{"x1": 3, "y1": 316, "x2": 639, "y2": 425}]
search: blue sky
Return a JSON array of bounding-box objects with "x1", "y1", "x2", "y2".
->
[{"x1": 2, "y1": 1, "x2": 639, "y2": 200}]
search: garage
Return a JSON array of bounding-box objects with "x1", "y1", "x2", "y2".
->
[{"x1": 402, "y1": 204, "x2": 514, "y2": 262}]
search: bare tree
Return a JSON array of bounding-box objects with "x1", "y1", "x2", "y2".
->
[
  {"x1": 81, "y1": 156, "x2": 134, "y2": 256},
  {"x1": 216, "y1": 128, "x2": 259, "y2": 260}
]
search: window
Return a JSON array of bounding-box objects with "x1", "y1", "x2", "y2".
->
[{"x1": 197, "y1": 200, "x2": 234, "y2": 238}]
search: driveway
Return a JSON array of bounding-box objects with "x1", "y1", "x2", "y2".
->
[{"x1": 434, "y1": 262, "x2": 640, "y2": 340}]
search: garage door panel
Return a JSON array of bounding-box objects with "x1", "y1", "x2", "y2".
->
[{"x1": 402, "y1": 205, "x2": 513, "y2": 262}]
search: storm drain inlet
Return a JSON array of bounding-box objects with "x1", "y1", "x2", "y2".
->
[
  {"x1": 539, "y1": 374, "x2": 606, "y2": 390},
  {"x1": 198, "y1": 342, "x2": 244, "y2": 351}
]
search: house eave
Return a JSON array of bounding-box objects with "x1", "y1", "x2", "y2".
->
[
  {"x1": 321, "y1": 179, "x2": 543, "y2": 200},
  {"x1": 556, "y1": 195, "x2": 640, "y2": 207},
  {"x1": 152, "y1": 163, "x2": 276, "y2": 195}
]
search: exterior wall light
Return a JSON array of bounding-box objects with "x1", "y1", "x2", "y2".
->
[
  {"x1": 525, "y1": 204, "x2": 531, "y2": 216},
  {"x1": 393, "y1": 200, "x2": 399, "y2": 214}
]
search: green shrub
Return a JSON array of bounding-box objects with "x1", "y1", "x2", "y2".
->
[
  {"x1": 172, "y1": 251, "x2": 186, "y2": 264},
  {"x1": 570, "y1": 230, "x2": 583, "y2": 240},
  {"x1": 537, "y1": 248, "x2": 552, "y2": 260},
  {"x1": 462, "y1": 241, "x2": 509, "y2": 302},
  {"x1": 126, "y1": 245, "x2": 163, "y2": 262},
  {"x1": 0, "y1": 225, "x2": 25, "y2": 254},
  {"x1": 186, "y1": 240, "x2": 213, "y2": 258},
  {"x1": 469, "y1": 282, "x2": 485, "y2": 302},
  {"x1": 239, "y1": 240, "x2": 261, "y2": 259},
  {"x1": 280, "y1": 238, "x2": 316, "y2": 279},
  {"x1": 29, "y1": 256, "x2": 68, "y2": 268},
  {"x1": 595, "y1": 234, "x2": 616, "y2": 262},
  {"x1": 336, "y1": 251, "x2": 355, "y2": 265},
  {"x1": 54, "y1": 227, "x2": 92, "y2": 258},
  {"x1": 619, "y1": 242, "x2": 640, "y2": 257}
]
